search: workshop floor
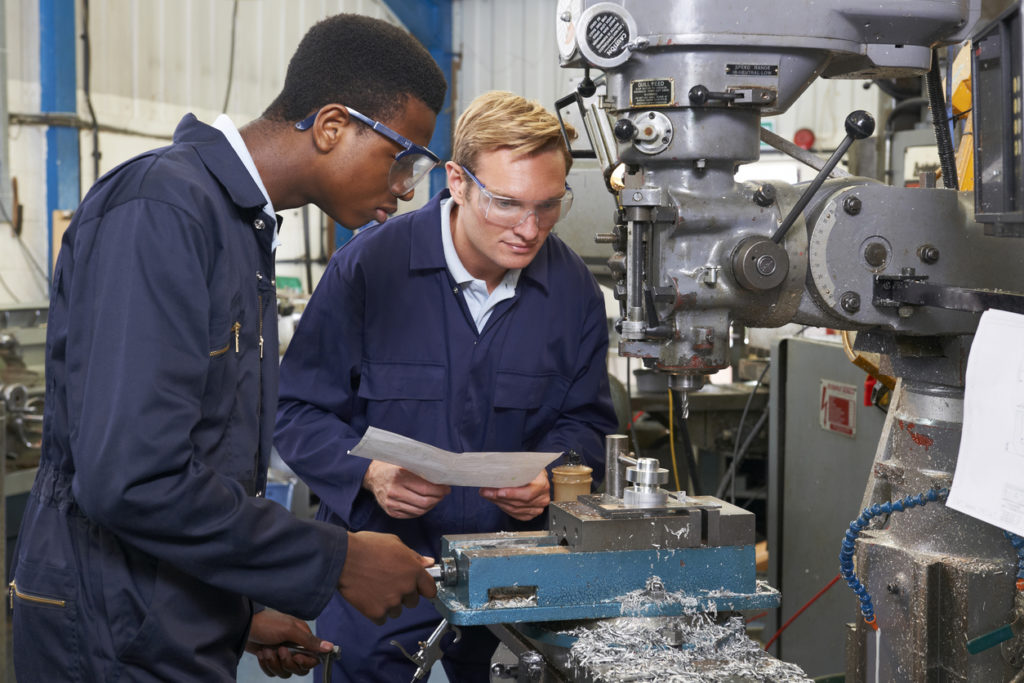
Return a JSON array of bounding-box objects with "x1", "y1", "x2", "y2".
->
[
  {"x1": 1, "y1": 617, "x2": 447, "y2": 682},
  {"x1": 236, "y1": 648, "x2": 449, "y2": 682}
]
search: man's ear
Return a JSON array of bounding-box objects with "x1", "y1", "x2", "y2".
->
[
  {"x1": 308, "y1": 104, "x2": 353, "y2": 153},
  {"x1": 446, "y1": 161, "x2": 466, "y2": 205}
]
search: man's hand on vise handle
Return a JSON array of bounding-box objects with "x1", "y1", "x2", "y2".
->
[{"x1": 339, "y1": 530, "x2": 437, "y2": 625}]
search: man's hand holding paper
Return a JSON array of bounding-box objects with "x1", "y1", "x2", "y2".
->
[{"x1": 351, "y1": 427, "x2": 561, "y2": 520}]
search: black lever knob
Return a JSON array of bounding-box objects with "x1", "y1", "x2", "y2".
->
[
  {"x1": 845, "y1": 110, "x2": 875, "y2": 140},
  {"x1": 614, "y1": 118, "x2": 637, "y2": 142},
  {"x1": 770, "y1": 110, "x2": 875, "y2": 244},
  {"x1": 688, "y1": 84, "x2": 741, "y2": 106}
]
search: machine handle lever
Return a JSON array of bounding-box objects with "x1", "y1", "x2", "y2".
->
[
  {"x1": 392, "y1": 617, "x2": 461, "y2": 682},
  {"x1": 770, "y1": 110, "x2": 874, "y2": 244},
  {"x1": 688, "y1": 85, "x2": 741, "y2": 105}
]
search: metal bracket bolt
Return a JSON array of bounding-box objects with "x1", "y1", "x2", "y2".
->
[
  {"x1": 841, "y1": 291, "x2": 861, "y2": 313},
  {"x1": 753, "y1": 183, "x2": 776, "y2": 207},
  {"x1": 843, "y1": 195, "x2": 862, "y2": 216},
  {"x1": 917, "y1": 244, "x2": 940, "y2": 264},
  {"x1": 755, "y1": 254, "x2": 777, "y2": 276}
]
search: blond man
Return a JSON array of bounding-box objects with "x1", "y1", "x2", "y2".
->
[{"x1": 275, "y1": 91, "x2": 617, "y2": 681}]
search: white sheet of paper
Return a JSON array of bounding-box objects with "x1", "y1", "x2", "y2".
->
[
  {"x1": 348, "y1": 426, "x2": 562, "y2": 487},
  {"x1": 947, "y1": 309, "x2": 1024, "y2": 536}
]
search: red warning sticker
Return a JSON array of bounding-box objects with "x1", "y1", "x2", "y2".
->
[{"x1": 820, "y1": 380, "x2": 857, "y2": 437}]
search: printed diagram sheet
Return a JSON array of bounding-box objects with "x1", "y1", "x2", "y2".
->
[
  {"x1": 349, "y1": 426, "x2": 562, "y2": 488},
  {"x1": 948, "y1": 309, "x2": 1024, "y2": 537}
]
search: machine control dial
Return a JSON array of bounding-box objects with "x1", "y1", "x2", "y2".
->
[{"x1": 626, "y1": 110, "x2": 673, "y2": 155}]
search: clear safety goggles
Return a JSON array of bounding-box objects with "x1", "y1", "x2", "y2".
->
[
  {"x1": 461, "y1": 166, "x2": 573, "y2": 230},
  {"x1": 296, "y1": 107, "x2": 441, "y2": 197}
]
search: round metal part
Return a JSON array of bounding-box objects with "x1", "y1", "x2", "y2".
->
[
  {"x1": 2, "y1": 383, "x2": 27, "y2": 411},
  {"x1": 620, "y1": 319, "x2": 645, "y2": 340},
  {"x1": 622, "y1": 487, "x2": 669, "y2": 507},
  {"x1": 840, "y1": 291, "x2": 861, "y2": 313},
  {"x1": 625, "y1": 457, "x2": 669, "y2": 487},
  {"x1": 668, "y1": 373, "x2": 705, "y2": 393},
  {"x1": 753, "y1": 183, "x2": 777, "y2": 207},
  {"x1": 863, "y1": 241, "x2": 887, "y2": 268},
  {"x1": 440, "y1": 556, "x2": 459, "y2": 586},
  {"x1": 576, "y1": 2, "x2": 638, "y2": 69},
  {"x1": 625, "y1": 457, "x2": 670, "y2": 507},
  {"x1": 843, "y1": 195, "x2": 862, "y2": 215},
  {"x1": 917, "y1": 244, "x2": 940, "y2": 264},
  {"x1": 859, "y1": 235, "x2": 892, "y2": 273},
  {"x1": 755, "y1": 254, "x2": 777, "y2": 276},
  {"x1": 629, "y1": 110, "x2": 673, "y2": 155},
  {"x1": 518, "y1": 651, "x2": 545, "y2": 681},
  {"x1": 732, "y1": 237, "x2": 790, "y2": 290}
]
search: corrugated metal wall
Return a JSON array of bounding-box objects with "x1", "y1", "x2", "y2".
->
[
  {"x1": 0, "y1": 0, "x2": 402, "y2": 303},
  {"x1": 454, "y1": 0, "x2": 575, "y2": 113},
  {"x1": 453, "y1": 0, "x2": 881, "y2": 148}
]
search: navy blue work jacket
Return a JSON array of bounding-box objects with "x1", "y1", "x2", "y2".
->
[
  {"x1": 11, "y1": 115, "x2": 347, "y2": 682},
  {"x1": 275, "y1": 190, "x2": 617, "y2": 680}
]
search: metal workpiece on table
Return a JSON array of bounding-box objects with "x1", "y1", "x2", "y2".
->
[
  {"x1": 551, "y1": 494, "x2": 755, "y2": 551},
  {"x1": 432, "y1": 495, "x2": 772, "y2": 626},
  {"x1": 621, "y1": 457, "x2": 669, "y2": 507},
  {"x1": 603, "y1": 434, "x2": 630, "y2": 499}
]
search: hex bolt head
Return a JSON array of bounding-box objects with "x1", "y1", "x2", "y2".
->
[
  {"x1": 841, "y1": 291, "x2": 861, "y2": 313},
  {"x1": 753, "y1": 183, "x2": 777, "y2": 207},
  {"x1": 843, "y1": 195, "x2": 862, "y2": 216},
  {"x1": 918, "y1": 244, "x2": 940, "y2": 264},
  {"x1": 755, "y1": 254, "x2": 777, "y2": 276}
]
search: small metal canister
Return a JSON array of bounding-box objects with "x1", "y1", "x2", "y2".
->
[{"x1": 551, "y1": 464, "x2": 593, "y2": 502}]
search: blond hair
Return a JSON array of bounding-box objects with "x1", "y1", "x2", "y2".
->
[{"x1": 452, "y1": 91, "x2": 577, "y2": 174}]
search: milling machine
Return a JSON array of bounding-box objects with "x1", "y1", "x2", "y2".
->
[
  {"x1": 429, "y1": 1, "x2": 1024, "y2": 680},
  {"x1": 549, "y1": 0, "x2": 1024, "y2": 681}
]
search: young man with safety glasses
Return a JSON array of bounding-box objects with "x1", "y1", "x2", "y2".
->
[
  {"x1": 10, "y1": 14, "x2": 446, "y2": 682},
  {"x1": 275, "y1": 90, "x2": 618, "y2": 681}
]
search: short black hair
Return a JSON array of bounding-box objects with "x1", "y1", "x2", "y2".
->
[{"x1": 263, "y1": 14, "x2": 447, "y2": 124}]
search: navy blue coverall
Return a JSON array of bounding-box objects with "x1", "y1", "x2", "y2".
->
[
  {"x1": 11, "y1": 115, "x2": 348, "y2": 682},
  {"x1": 275, "y1": 190, "x2": 618, "y2": 681}
]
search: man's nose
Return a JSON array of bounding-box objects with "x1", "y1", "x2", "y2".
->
[{"x1": 514, "y1": 211, "x2": 541, "y2": 239}]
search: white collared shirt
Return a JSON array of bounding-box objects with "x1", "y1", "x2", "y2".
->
[
  {"x1": 212, "y1": 114, "x2": 280, "y2": 251},
  {"x1": 440, "y1": 198, "x2": 519, "y2": 332}
]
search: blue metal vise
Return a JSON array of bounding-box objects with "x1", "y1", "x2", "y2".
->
[{"x1": 433, "y1": 493, "x2": 779, "y2": 626}]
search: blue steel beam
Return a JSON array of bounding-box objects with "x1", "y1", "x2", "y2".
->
[{"x1": 40, "y1": 0, "x2": 80, "y2": 276}]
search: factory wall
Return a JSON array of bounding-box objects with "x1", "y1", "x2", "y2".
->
[
  {"x1": 0, "y1": 0, "x2": 886, "y2": 310},
  {"x1": 0, "y1": 0, "x2": 405, "y2": 307},
  {"x1": 452, "y1": 0, "x2": 883, "y2": 151}
]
